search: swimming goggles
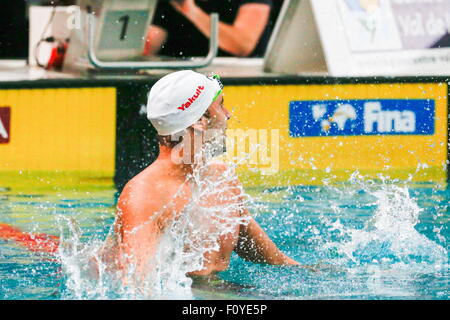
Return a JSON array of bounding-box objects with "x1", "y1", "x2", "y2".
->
[{"x1": 209, "y1": 73, "x2": 223, "y2": 103}]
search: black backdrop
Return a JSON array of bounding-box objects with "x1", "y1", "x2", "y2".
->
[{"x1": 0, "y1": 0, "x2": 29, "y2": 58}]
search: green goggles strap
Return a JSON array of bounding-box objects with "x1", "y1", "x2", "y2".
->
[
  {"x1": 212, "y1": 89, "x2": 222, "y2": 102},
  {"x1": 211, "y1": 73, "x2": 223, "y2": 102}
]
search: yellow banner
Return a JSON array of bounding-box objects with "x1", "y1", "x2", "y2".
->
[
  {"x1": 0, "y1": 87, "x2": 116, "y2": 187},
  {"x1": 222, "y1": 82, "x2": 448, "y2": 186}
]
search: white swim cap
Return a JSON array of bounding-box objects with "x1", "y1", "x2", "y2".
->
[{"x1": 147, "y1": 70, "x2": 223, "y2": 136}]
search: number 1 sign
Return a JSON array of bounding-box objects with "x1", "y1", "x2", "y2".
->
[{"x1": 94, "y1": 0, "x2": 157, "y2": 61}]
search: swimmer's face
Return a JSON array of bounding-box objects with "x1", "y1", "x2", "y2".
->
[
  {"x1": 205, "y1": 94, "x2": 230, "y2": 132},
  {"x1": 201, "y1": 93, "x2": 229, "y2": 158},
  {"x1": 182, "y1": 93, "x2": 229, "y2": 162}
]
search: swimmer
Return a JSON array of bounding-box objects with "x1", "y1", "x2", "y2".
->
[
  {"x1": 112, "y1": 70, "x2": 299, "y2": 279},
  {"x1": 0, "y1": 71, "x2": 300, "y2": 286}
]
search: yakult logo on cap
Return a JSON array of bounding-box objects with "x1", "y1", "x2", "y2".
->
[{"x1": 178, "y1": 85, "x2": 205, "y2": 111}]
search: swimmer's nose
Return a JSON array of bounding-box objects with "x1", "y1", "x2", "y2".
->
[{"x1": 224, "y1": 107, "x2": 231, "y2": 120}]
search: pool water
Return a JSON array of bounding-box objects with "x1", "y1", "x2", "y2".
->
[{"x1": 0, "y1": 176, "x2": 449, "y2": 300}]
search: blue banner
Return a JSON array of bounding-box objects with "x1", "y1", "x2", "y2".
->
[{"x1": 289, "y1": 99, "x2": 435, "y2": 137}]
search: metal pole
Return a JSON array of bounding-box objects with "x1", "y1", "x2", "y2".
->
[{"x1": 87, "y1": 12, "x2": 219, "y2": 70}]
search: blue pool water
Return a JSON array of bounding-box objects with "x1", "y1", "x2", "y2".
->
[{"x1": 0, "y1": 177, "x2": 449, "y2": 300}]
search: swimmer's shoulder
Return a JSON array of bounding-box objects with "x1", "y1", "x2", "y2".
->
[
  {"x1": 203, "y1": 160, "x2": 248, "y2": 216},
  {"x1": 205, "y1": 160, "x2": 244, "y2": 192},
  {"x1": 119, "y1": 162, "x2": 168, "y2": 194},
  {"x1": 118, "y1": 165, "x2": 191, "y2": 219},
  {"x1": 117, "y1": 168, "x2": 165, "y2": 215},
  {"x1": 206, "y1": 160, "x2": 236, "y2": 177}
]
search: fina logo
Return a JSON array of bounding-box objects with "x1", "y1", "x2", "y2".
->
[
  {"x1": 312, "y1": 101, "x2": 416, "y2": 133},
  {"x1": 364, "y1": 101, "x2": 415, "y2": 133},
  {"x1": 312, "y1": 103, "x2": 357, "y2": 133},
  {"x1": 289, "y1": 99, "x2": 434, "y2": 137}
]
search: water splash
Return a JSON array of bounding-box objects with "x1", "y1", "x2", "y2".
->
[
  {"x1": 325, "y1": 173, "x2": 448, "y2": 270},
  {"x1": 57, "y1": 158, "x2": 252, "y2": 300},
  {"x1": 1, "y1": 169, "x2": 448, "y2": 299}
]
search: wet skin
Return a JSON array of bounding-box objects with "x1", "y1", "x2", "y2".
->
[{"x1": 111, "y1": 94, "x2": 299, "y2": 278}]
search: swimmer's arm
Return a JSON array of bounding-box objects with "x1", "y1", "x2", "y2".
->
[
  {"x1": 120, "y1": 219, "x2": 161, "y2": 272},
  {"x1": 213, "y1": 162, "x2": 298, "y2": 266},
  {"x1": 234, "y1": 217, "x2": 299, "y2": 266},
  {"x1": 117, "y1": 204, "x2": 162, "y2": 277}
]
